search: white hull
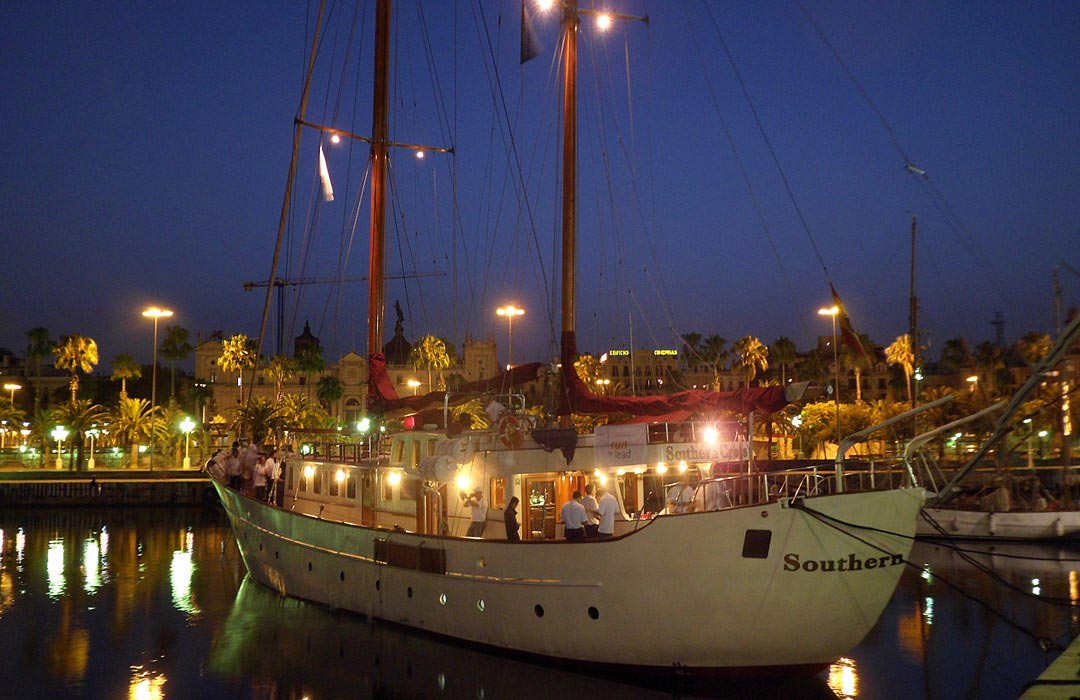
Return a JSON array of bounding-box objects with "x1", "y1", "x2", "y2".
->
[
  {"x1": 214, "y1": 479, "x2": 923, "y2": 675},
  {"x1": 919, "y1": 507, "x2": 1080, "y2": 541}
]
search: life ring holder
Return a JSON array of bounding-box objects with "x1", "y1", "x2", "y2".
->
[{"x1": 497, "y1": 413, "x2": 524, "y2": 450}]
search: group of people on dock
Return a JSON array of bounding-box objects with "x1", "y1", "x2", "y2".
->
[{"x1": 210, "y1": 440, "x2": 287, "y2": 505}]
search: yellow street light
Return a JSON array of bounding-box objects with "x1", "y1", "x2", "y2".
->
[
  {"x1": 180, "y1": 416, "x2": 195, "y2": 468},
  {"x1": 818, "y1": 305, "x2": 841, "y2": 450},
  {"x1": 142, "y1": 306, "x2": 173, "y2": 470},
  {"x1": 51, "y1": 425, "x2": 69, "y2": 470},
  {"x1": 496, "y1": 305, "x2": 526, "y2": 370},
  {"x1": 3, "y1": 382, "x2": 22, "y2": 403},
  {"x1": 407, "y1": 379, "x2": 422, "y2": 395}
]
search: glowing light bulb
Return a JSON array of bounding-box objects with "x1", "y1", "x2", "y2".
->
[{"x1": 596, "y1": 13, "x2": 613, "y2": 30}]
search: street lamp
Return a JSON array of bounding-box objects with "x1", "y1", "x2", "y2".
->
[
  {"x1": 496, "y1": 305, "x2": 525, "y2": 370},
  {"x1": 3, "y1": 382, "x2": 21, "y2": 404},
  {"x1": 142, "y1": 306, "x2": 174, "y2": 470},
  {"x1": 818, "y1": 305, "x2": 841, "y2": 452},
  {"x1": 180, "y1": 416, "x2": 195, "y2": 469},
  {"x1": 86, "y1": 427, "x2": 100, "y2": 469},
  {"x1": 51, "y1": 425, "x2": 69, "y2": 470},
  {"x1": 407, "y1": 379, "x2": 421, "y2": 396},
  {"x1": 966, "y1": 375, "x2": 979, "y2": 393}
]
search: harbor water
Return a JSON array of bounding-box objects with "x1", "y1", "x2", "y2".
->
[{"x1": 0, "y1": 506, "x2": 1073, "y2": 698}]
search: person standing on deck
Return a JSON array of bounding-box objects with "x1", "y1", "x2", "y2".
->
[
  {"x1": 504, "y1": 496, "x2": 521, "y2": 542},
  {"x1": 582, "y1": 483, "x2": 600, "y2": 538},
  {"x1": 225, "y1": 448, "x2": 242, "y2": 491},
  {"x1": 463, "y1": 487, "x2": 488, "y2": 537},
  {"x1": 561, "y1": 490, "x2": 589, "y2": 541},
  {"x1": 253, "y1": 453, "x2": 268, "y2": 502},
  {"x1": 265, "y1": 451, "x2": 279, "y2": 504},
  {"x1": 595, "y1": 486, "x2": 620, "y2": 539}
]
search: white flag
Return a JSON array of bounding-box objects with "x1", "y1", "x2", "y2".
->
[{"x1": 319, "y1": 145, "x2": 334, "y2": 202}]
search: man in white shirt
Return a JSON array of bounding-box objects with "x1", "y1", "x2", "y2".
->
[
  {"x1": 264, "y1": 453, "x2": 278, "y2": 503},
  {"x1": 595, "y1": 486, "x2": 620, "y2": 538},
  {"x1": 582, "y1": 483, "x2": 600, "y2": 538},
  {"x1": 464, "y1": 487, "x2": 488, "y2": 537},
  {"x1": 560, "y1": 490, "x2": 589, "y2": 541}
]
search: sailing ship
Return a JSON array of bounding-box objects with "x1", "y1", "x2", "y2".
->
[
  {"x1": 209, "y1": 0, "x2": 924, "y2": 678},
  {"x1": 910, "y1": 312, "x2": 1080, "y2": 541}
]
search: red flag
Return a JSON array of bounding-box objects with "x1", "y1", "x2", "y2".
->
[{"x1": 830, "y1": 283, "x2": 871, "y2": 362}]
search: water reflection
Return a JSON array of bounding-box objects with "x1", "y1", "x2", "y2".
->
[
  {"x1": 209, "y1": 576, "x2": 835, "y2": 699},
  {"x1": 0, "y1": 509, "x2": 1076, "y2": 698}
]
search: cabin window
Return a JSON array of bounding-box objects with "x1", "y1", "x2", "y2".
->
[
  {"x1": 329, "y1": 475, "x2": 339, "y2": 497},
  {"x1": 412, "y1": 445, "x2": 421, "y2": 470},
  {"x1": 621, "y1": 473, "x2": 640, "y2": 512},
  {"x1": 298, "y1": 471, "x2": 307, "y2": 492},
  {"x1": 313, "y1": 471, "x2": 322, "y2": 494},
  {"x1": 490, "y1": 478, "x2": 506, "y2": 509},
  {"x1": 382, "y1": 475, "x2": 394, "y2": 501},
  {"x1": 347, "y1": 473, "x2": 357, "y2": 499},
  {"x1": 428, "y1": 439, "x2": 438, "y2": 457},
  {"x1": 393, "y1": 441, "x2": 404, "y2": 463}
]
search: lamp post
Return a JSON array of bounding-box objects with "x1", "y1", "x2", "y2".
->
[
  {"x1": 496, "y1": 305, "x2": 525, "y2": 370},
  {"x1": 818, "y1": 306, "x2": 841, "y2": 453},
  {"x1": 142, "y1": 306, "x2": 173, "y2": 470},
  {"x1": 86, "y1": 427, "x2": 99, "y2": 469},
  {"x1": 3, "y1": 382, "x2": 21, "y2": 404},
  {"x1": 407, "y1": 379, "x2": 421, "y2": 396},
  {"x1": 51, "y1": 425, "x2": 69, "y2": 470},
  {"x1": 180, "y1": 416, "x2": 195, "y2": 469}
]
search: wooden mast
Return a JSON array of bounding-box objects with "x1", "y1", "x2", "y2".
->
[
  {"x1": 560, "y1": 0, "x2": 579, "y2": 342},
  {"x1": 367, "y1": 0, "x2": 391, "y2": 356},
  {"x1": 908, "y1": 214, "x2": 919, "y2": 410}
]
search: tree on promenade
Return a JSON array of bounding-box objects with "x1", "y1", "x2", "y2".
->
[
  {"x1": 700, "y1": 335, "x2": 730, "y2": 391},
  {"x1": 159, "y1": 325, "x2": 193, "y2": 400},
  {"x1": 841, "y1": 333, "x2": 874, "y2": 402},
  {"x1": 885, "y1": 335, "x2": 914, "y2": 403},
  {"x1": 54, "y1": 335, "x2": 99, "y2": 403},
  {"x1": 770, "y1": 337, "x2": 797, "y2": 386},
  {"x1": 295, "y1": 345, "x2": 326, "y2": 398},
  {"x1": 53, "y1": 399, "x2": 106, "y2": 470},
  {"x1": 220, "y1": 334, "x2": 258, "y2": 394},
  {"x1": 410, "y1": 335, "x2": 451, "y2": 391},
  {"x1": 110, "y1": 397, "x2": 158, "y2": 468},
  {"x1": 111, "y1": 353, "x2": 142, "y2": 400},
  {"x1": 264, "y1": 355, "x2": 298, "y2": 402},
  {"x1": 316, "y1": 375, "x2": 344, "y2": 415},
  {"x1": 1016, "y1": 332, "x2": 1053, "y2": 367},
  {"x1": 733, "y1": 335, "x2": 769, "y2": 387}
]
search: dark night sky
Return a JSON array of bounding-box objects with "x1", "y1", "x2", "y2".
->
[{"x1": 2, "y1": 1, "x2": 1077, "y2": 374}]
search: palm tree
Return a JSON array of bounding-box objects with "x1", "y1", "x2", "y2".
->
[
  {"x1": 295, "y1": 345, "x2": 326, "y2": 397},
  {"x1": 264, "y1": 355, "x2": 298, "y2": 401},
  {"x1": 574, "y1": 354, "x2": 603, "y2": 386},
  {"x1": 220, "y1": 334, "x2": 258, "y2": 392},
  {"x1": 451, "y1": 398, "x2": 494, "y2": 430},
  {"x1": 973, "y1": 341, "x2": 1007, "y2": 397},
  {"x1": 316, "y1": 375, "x2": 344, "y2": 415},
  {"x1": 770, "y1": 336, "x2": 797, "y2": 385},
  {"x1": 733, "y1": 335, "x2": 769, "y2": 387},
  {"x1": 189, "y1": 382, "x2": 214, "y2": 423},
  {"x1": 228, "y1": 396, "x2": 280, "y2": 444},
  {"x1": 940, "y1": 337, "x2": 971, "y2": 372},
  {"x1": 26, "y1": 327, "x2": 53, "y2": 377},
  {"x1": 680, "y1": 332, "x2": 703, "y2": 370},
  {"x1": 110, "y1": 397, "x2": 157, "y2": 468},
  {"x1": 841, "y1": 333, "x2": 874, "y2": 402},
  {"x1": 53, "y1": 399, "x2": 107, "y2": 470},
  {"x1": 53, "y1": 335, "x2": 99, "y2": 403},
  {"x1": 158, "y1": 325, "x2": 193, "y2": 399},
  {"x1": 885, "y1": 334, "x2": 914, "y2": 403},
  {"x1": 277, "y1": 393, "x2": 328, "y2": 434},
  {"x1": 110, "y1": 353, "x2": 143, "y2": 400},
  {"x1": 410, "y1": 335, "x2": 451, "y2": 391},
  {"x1": 699, "y1": 335, "x2": 729, "y2": 390},
  {"x1": 1016, "y1": 331, "x2": 1053, "y2": 367}
]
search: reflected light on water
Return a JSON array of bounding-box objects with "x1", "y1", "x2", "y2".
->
[
  {"x1": 170, "y1": 532, "x2": 199, "y2": 615},
  {"x1": 83, "y1": 537, "x2": 101, "y2": 595},
  {"x1": 100, "y1": 526, "x2": 109, "y2": 557},
  {"x1": 920, "y1": 565, "x2": 933, "y2": 583},
  {"x1": 128, "y1": 667, "x2": 166, "y2": 700},
  {"x1": 16, "y1": 527, "x2": 25, "y2": 564},
  {"x1": 1032, "y1": 578, "x2": 1041, "y2": 596},
  {"x1": 47, "y1": 538, "x2": 65, "y2": 599},
  {"x1": 923, "y1": 597, "x2": 935, "y2": 625},
  {"x1": 827, "y1": 657, "x2": 859, "y2": 698}
]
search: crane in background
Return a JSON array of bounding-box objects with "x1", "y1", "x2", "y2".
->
[{"x1": 243, "y1": 272, "x2": 444, "y2": 355}]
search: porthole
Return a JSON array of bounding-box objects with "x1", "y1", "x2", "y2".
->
[
  {"x1": 275, "y1": 551, "x2": 279, "y2": 560},
  {"x1": 534, "y1": 604, "x2": 544, "y2": 617},
  {"x1": 438, "y1": 593, "x2": 447, "y2": 605},
  {"x1": 477, "y1": 599, "x2": 486, "y2": 612},
  {"x1": 588, "y1": 606, "x2": 599, "y2": 620},
  {"x1": 308, "y1": 562, "x2": 313, "y2": 572},
  {"x1": 375, "y1": 579, "x2": 381, "y2": 591},
  {"x1": 258, "y1": 542, "x2": 263, "y2": 551},
  {"x1": 340, "y1": 571, "x2": 346, "y2": 582},
  {"x1": 407, "y1": 586, "x2": 414, "y2": 598},
  {"x1": 477, "y1": 557, "x2": 487, "y2": 568}
]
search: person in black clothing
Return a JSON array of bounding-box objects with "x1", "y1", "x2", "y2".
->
[{"x1": 504, "y1": 496, "x2": 521, "y2": 543}]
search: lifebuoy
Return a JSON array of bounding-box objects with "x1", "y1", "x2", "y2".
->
[{"x1": 497, "y1": 413, "x2": 524, "y2": 450}]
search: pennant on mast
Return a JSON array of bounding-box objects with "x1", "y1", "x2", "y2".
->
[
  {"x1": 318, "y1": 145, "x2": 335, "y2": 202},
  {"x1": 520, "y1": 1, "x2": 543, "y2": 64},
  {"x1": 829, "y1": 283, "x2": 870, "y2": 362}
]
